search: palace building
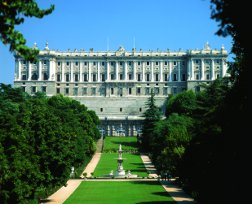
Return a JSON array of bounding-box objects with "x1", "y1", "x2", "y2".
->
[{"x1": 14, "y1": 42, "x2": 228, "y2": 136}]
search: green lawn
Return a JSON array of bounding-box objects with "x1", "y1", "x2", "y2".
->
[
  {"x1": 64, "y1": 181, "x2": 175, "y2": 204},
  {"x1": 93, "y1": 153, "x2": 148, "y2": 177},
  {"x1": 103, "y1": 136, "x2": 138, "y2": 152}
]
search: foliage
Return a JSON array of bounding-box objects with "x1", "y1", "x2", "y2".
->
[
  {"x1": 165, "y1": 90, "x2": 197, "y2": 117},
  {"x1": 0, "y1": 0, "x2": 54, "y2": 61},
  {"x1": 140, "y1": 90, "x2": 161, "y2": 151},
  {"x1": 0, "y1": 84, "x2": 100, "y2": 203},
  {"x1": 150, "y1": 114, "x2": 193, "y2": 176}
]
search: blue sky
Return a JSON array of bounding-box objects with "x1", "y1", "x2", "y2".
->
[{"x1": 0, "y1": 0, "x2": 233, "y2": 85}]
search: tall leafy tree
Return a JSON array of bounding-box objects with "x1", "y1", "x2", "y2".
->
[
  {"x1": 141, "y1": 89, "x2": 161, "y2": 151},
  {"x1": 0, "y1": 0, "x2": 54, "y2": 61}
]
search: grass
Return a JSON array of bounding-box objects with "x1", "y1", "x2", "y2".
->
[
  {"x1": 103, "y1": 136, "x2": 138, "y2": 153},
  {"x1": 64, "y1": 181, "x2": 175, "y2": 204},
  {"x1": 93, "y1": 153, "x2": 148, "y2": 177}
]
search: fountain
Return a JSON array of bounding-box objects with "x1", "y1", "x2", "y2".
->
[
  {"x1": 115, "y1": 144, "x2": 126, "y2": 176},
  {"x1": 106, "y1": 144, "x2": 138, "y2": 178}
]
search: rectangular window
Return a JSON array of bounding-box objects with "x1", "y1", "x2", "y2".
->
[
  {"x1": 173, "y1": 61, "x2": 177, "y2": 66},
  {"x1": 137, "y1": 87, "x2": 141, "y2": 95},
  {"x1": 145, "y1": 87, "x2": 150, "y2": 95},
  {"x1": 155, "y1": 74, "x2": 159, "y2": 81},
  {"x1": 57, "y1": 62, "x2": 61, "y2": 66},
  {"x1": 84, "y1": 62, "x2": 87, "y2": 66},
  {"x1": 120, "y1": 74, "x2": 123, "y2": 80},
  {"x1": 154, "y1": 87, "x2": 159, "y2": 95},
  {"x1": 102, "y1": 62, "x2": 105, "y2": 66},
  {"x1": 111, "y1": 62, "x2": 114, "y2": 66},
  {"x1": 102, "y1": 74, "x2": 105, "y2": 82},
  {"x1": 137, "y1": 74, "x2": 141, "y2": 81},
  {"x1": 93, "y1": 74, "x2": 96, "y2": 82},
  {"x1": 91, "y1": 87, "x2": 96, "y2": 95},
  {"x1": 173, "y1": 87, "x2": 177, "y2": 94},
  {"x1": 100, "y1": 108, "x2": 103, "y2": 112},
  {"x1": 66, "y1": 61, "x2": 70, "y2": 66},
  {"x1": 146, "y1": 61, "x2": 150, "y2": 65},
  {"x1": 74, "y1": 74, "x2": 79, "y2": 82},
  {"x1": 74, "y1": 88, "x2": 78, "y2": 96},
  {"x1": 42, "y1": 86, "x2": 46, "y2": 93},
  {"x1": 165, "y1": 61, "x2": 168, "y2": 65},
  {"x1": 56, "y1": 88, "x2": 60, "y2": 94},
  {"x1": 163, "y1": 87, "x2": 168, "y2": 95},
  {"x1": 138, "y1": 62, "x2": 141, "y2": 65},
  {"x1": 44, "y1": 60, "x2": 47, "y2": 65},
  {"x1": 156, "y1": 62, "x2": 159, "y2": 65},
  {"x1": 65, "y1": 88, "x2": 69, "y2": 95},
  {"x1": 120, "y1": 108, "x2": 122, "y2": 112},
  {"x1": 22, "y1": 87, "x2": 26, "y2": 92},
  {"x1": 128, "y1": 87, "x2": 132, "y2": 95},
  {"x1": 22, "y1": 75, "x2": 27, "y2": 80},
  {"x1": 111, "y1": 74, "x2": 114, "y2": 80},
  {"x1": 139, "y1": 108, "x2": 142, "y2": 112},
  {"x1": 164, "y1": 74, "x2": 168, "y2": 81},
  {"x1": 82, "y1": 87, "x2": 87, "y2": 95},
  {"x1": 120, "y1": 62, "x2": 123, "y2": 66},
  {"x1": 173, "y1": 74, "x2": 177, "y2": 81},
  {"x1": 31, "y1": 86, "x2": 36, "y2": 93},
  {"x1": 128, "y1": 62, "x2": 132, "y2": 66},
  {"x1": 206, "y1": 74, "x2": 210, "y2": 80},
  {"x1": 93, "y1": 62, "x2": 96, "y2": 66},
  {"x1": 75, "y1": 62, "x2": 78, "y2": 66},
  {"x1": 57, "y1": 74, "x2": 61, "y2": 82},
  {"x1": 43, "y1": 73, "x2": 48, "y2": 80},
  {"x1": 182, "y1": 74, "x2": 186, "y2": 81},
  {"x1": 146, "y1": 74, "x2": 150, "y2": 81},
  {"x1": 128, "y1": 74, "x2": 132, "y2": 80},
  {"x1": 196, "y1": 74, "x2": 199, "y2": 80},
  {"x1": 66, "y1": 74, "x2": 70, "y2": 82},
  {"x1": 111, "y1": 88, "x2": 114, "y2": 95},
  {"x1": 84, "y1": 74, "x2": 88, "y2": 81}
]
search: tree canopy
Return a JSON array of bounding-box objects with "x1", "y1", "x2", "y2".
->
[{"x1": 0, "y1": 0, "x2": 54, "y2": 61}]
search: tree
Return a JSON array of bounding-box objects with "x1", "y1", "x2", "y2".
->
[
  {"x1": 151, "y1": 113, "x2": 193, "y2": 176},
  {"x1": 140, "y1": 89, "x2": 161, "y2": 151},
  {"x1": 165, "y1": 90, "x2": 197, "y2": 117},
  {"x1": 0, "y1": 0, "x2": 55, "y2": 61}
]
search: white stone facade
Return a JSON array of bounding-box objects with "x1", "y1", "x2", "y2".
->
[{"x1": 14, "y1": 43, "x2": 228, "y2": 136}]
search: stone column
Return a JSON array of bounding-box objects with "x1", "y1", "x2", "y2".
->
[
  {"x1": 211, "y1": 59, "x2": 215, "y2": 80},
  {"x1": 106, "y1": 61, "x2": 110, "y2": 81},
  {"x1": 133, "y1": 61, "x2": 137, "y2": 80},
  {"x1": 124, "y1": 61, "x2": 128, "y2": 80},
  {"x1": 160, "y1": 61, "x2": 163, "y2": 82},
  {"x1": 79, "y1": 62, "x2": 83, "y2": 82},
  {"x1": 115, "y1": 61, "x2": 118, "y2": 80},
  {"x1": 142, "y1": 63, "x2": 145, "y2": 81},
  {"x1": 88, "y1": 62, "x2": 91, "y2": 82},
  {"x1": 49, "y1": 59, "x2": 55, "y2": 81},
  {"x1": 61, "y1": 62, "x2": 65, "y2": 82},
  {"x1": 178, "y1": 61, "x2": 181, "y2": 81},
  {"x1": 18, "y1": 60, "x2": 22, "y2": 80},
  {"x1": 201, "y1": 59, "x2": 205, "y2": 80},
  {"x1": 187, "y1": 60, "x2": 191, "y2": 80},
  {"x1": 221, "y1": 59, "x2": 226, "y2": 77},
  {"x1": 169, "y1": 61, "x2": 172, "y2": 82},
  {"x1": 191, "y1": 60, "x2": 194, "y2": 80},
  {"x1": 70, "y1": 61, "x2": 74, "y2": 82},
  {"x1": 97, "y1": 61, "x2": 100, "y2": 82},
  {"x1": 151, "y1": 61, "x2": 154, "y2": 82},
  {"x1": 28, "y1": 62, "x2": 32, "y2": 80}
]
